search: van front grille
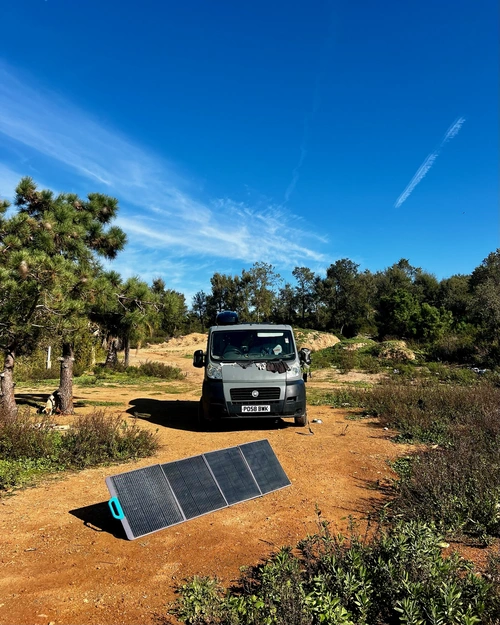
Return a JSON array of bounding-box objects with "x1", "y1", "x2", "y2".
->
[{"x1": 230, "y1": 387, "x2": 280, "y2": 401}]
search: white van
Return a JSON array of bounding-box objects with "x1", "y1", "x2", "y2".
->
[{"x1": 193, "y1": 311, "x2": 310, "y2": 427}]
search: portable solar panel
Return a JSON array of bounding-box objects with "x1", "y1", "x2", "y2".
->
[
  {"x1": 240, "y1": 439, "x2": 291, "y2": 494},
  {"x1": 106, "y1": 439, "x2": 290, "y2": 540}
]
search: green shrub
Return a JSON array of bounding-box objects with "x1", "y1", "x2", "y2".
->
[
  {"x1": 427, "y1": 332, "x2": 477, "y2": 364},
  {"x1": 391, "y1": 412, "x2": 500, "y2": 540},
  {"x1": 88, "y1": 360, "x2": 185, "y2": 382},
  {"x1": 0, "y1": 409, "x2": 159, "y2": 490},
  {"x1": 0, "y1": 457, "x2": 60, "y2": 490},
  {"x1": 169, "y1": 520, "x2": 499, "y2": 624},
  {"x1": 134, "y1": 360, "x2": 185, "y2": 379},
  {"x1": 61, "y1": 411, "x2": 159, "y2": 468},
  {"x1": 312, "y1": 344, "x2": 381, "y2": 374},
  {"x1": 0, "y1": 459, "x2": 25, "y2": 489},
  {"x1": 0, "y1": 411, "x2": 61, "y2": 460}
]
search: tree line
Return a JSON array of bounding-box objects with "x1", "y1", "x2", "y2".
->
[
  {"x1": 1, "y1": 178, "x2": 499, "y2": 420},
  {"x1": 193, "y1": 255, "x2": 499, "y2": 363}
]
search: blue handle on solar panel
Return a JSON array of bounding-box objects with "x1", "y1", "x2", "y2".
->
[{"x1": 109, "y1": 497, "x2": 124, "y2": 520}]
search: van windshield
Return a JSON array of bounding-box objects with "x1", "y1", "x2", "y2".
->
[{"x1": 211, "y1": 329, "x2": 296, "y2": 361}]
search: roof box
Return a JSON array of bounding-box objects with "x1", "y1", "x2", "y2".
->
[{"x1": 216, "y1": 311, "x2": 239, "y2": 326}]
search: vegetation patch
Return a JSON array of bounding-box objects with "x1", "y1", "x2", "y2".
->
[
  {"x1": 364, "y1": 380, "x2": 500, "y2": 444},
  {"x1": 311, "y1": 344, "x2": 382, "y2": 374},
  {"x1": 74, "y1": 361, "x2": 185, "y2": 387},
  {"x1": 0, "y1": 409, "x2": 159, "y2": 490},
  {"x1": 307, "y1": 387, "x2": 366, "y2": 408},
  {"x1": 169, "y1": 519, "x2": 499, "y2": 624},
  {"x1": 391, "y1": 419, "x2": 500, "y2": 542}
]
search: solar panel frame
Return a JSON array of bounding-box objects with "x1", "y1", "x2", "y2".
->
[{"x1": 106, "y1": 439, "x2": 291, "y2": 540}]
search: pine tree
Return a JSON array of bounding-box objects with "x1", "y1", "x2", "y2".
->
[{"x1": 0, "y1": 177, "x2": 126, "y2": 419}]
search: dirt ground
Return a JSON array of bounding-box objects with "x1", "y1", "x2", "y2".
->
[{"x1": 1, "y1": 336, "x2": 409, "y2": 625}]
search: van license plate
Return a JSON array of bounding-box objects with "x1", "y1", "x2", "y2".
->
[{"x1": 241, "y1": 405, "x2": 271, "y2": 413}]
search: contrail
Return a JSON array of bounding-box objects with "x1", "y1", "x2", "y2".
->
[
  {"x1": 442, "y1": 116, "x2": 466, "y2": 143},
  {"x1": 284, "y1": 5, "x2": 336, "y2": 204},
  {"x1": 394, "y1": 116, "x2": 466, "y2": 208},
  {"x1": 284, "y1": 75, "x2": 320, "y2": 204}
]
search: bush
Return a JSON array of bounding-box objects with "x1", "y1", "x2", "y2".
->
[
  {"x1": 427, "y1": 332, "x2": 477, "y2": 364},
  {"x1": 391, "y1": 411, "x2": 500, "y2": 541},
  {"x1": 312, "y1": 344, "x2": 382, "y2": 374},
  {"x1": 0, "y1": 411, "x2": 61, "y2": 460},
  {"x1": 0, "y1": 457, "x2": 59, "y2": 490},
  {"x1": 91, "y1": 360, "x2": 185, "y2": 381},
  {"x1": 0, "y1": 409, "x2": 159, "y2": 489},
  {"x1": 364, "y1": 380, "x2": 500, "y2": 444},
  {"x1": 134, "y1": 360, "x2": 185, "y2": 379},
  {"x1": 169, "y1": 520, "x2": 499, "y2": 624},
  {"x1": 60, "y1": 411, "x2": 159, "y2": 468}
]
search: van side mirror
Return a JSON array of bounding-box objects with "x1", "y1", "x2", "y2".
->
[
  {"x1": 299, "y1": 347, "x2": 311, "y2": 366},
  {"x1": 193, "y1": 350, "x2": 205, "y2": 368}
]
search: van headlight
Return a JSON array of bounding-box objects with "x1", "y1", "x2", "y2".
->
[
  {"x1": 289, "y1": 363, "x2": 301, "y2": 378},
  {"x1": 207, "y1": 362, "x2": 222, "y2": 379}
]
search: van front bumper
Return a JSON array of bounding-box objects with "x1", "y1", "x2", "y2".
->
[{"x1": 201, "y1": 379, "x2": 306, "y2": 419}]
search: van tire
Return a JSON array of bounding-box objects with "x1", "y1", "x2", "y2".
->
[
  {"x1": 198, "y1": 399, "x2": 215, "y2": 430},
  {"x1": 197, "y1": 399, "x2": 207, "y2": 429},
  {"x1": 295, "y1": 411, "x2": 307, "y2": 427}
]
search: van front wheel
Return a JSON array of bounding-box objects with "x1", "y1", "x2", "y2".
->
[
  {"x1": 295, "y1": 411, "x2": 307, "y2": 427},
  {"x1": 198, "y1": 399, "x2": 216, "y2": 430}
]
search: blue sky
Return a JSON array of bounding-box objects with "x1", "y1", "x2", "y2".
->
[{"x1": 0, "y1": 0, "x2": 498, "y2": 302}]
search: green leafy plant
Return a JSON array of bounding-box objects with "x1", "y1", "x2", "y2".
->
[{"x1": 169, "y1": 520, "x2": 498, "y2": 624}]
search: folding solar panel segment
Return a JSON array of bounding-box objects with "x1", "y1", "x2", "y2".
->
[
  {"x1": 204, "y1": 446, "x2": 261, "y2": 504},
  {"x1": 106, "y1": 465, "x2": 184, "y2": 540},
  {"x1": 239, "y1": 439, "x2": 291, "y2": 494},
  {"x1": 161, "y1": 455, "x2": 227, "y2": 520}
]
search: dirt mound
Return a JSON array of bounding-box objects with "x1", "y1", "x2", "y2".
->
[
  {"x1": 149, "y1": 333, "x2": 207, "y2": 351},
  {"x1": 295, "y1": 330, "x2": 340, "y2": 351},
  {"x1": 377, "y1": 340, "x2": 416, "y2": 361}
]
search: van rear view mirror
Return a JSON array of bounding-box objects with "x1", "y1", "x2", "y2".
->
[
  {"x1": 299, "y1": 347, "x2": 311, "y2": 365},
  {"x1": 193, "y1": 350, "x2": 205, "y2": 368}
]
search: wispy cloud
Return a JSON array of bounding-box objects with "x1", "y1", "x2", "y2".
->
[
  {"x1": 0, "y1": 62, "x2": 327, "y2": 290},
  {"x1": 0, "y1": 163, "x2": 23, "y2": 201},
  {"x1": 394, "y1": 116, "x2": 466, "y2": 209}
]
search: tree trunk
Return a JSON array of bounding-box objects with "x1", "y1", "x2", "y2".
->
[
  {"x1": 58, "y1": 343, "x2": 75, "y2": 415},
  {"x1": 0, "y1": 346, "x2": 18, "y2": 422},
  {"x1": 124, "y1": 336, "x2": 130, "y2": 368},
  {"x1": 105, "y1": 336, "x2": 119, "y2": 368}
]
